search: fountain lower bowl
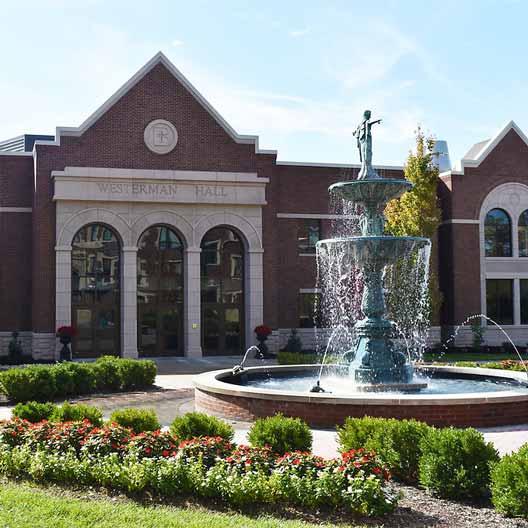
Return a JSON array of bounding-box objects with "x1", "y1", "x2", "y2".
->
[{"x1": 194, "y1": 364, "x2": 528, "y2": 428}]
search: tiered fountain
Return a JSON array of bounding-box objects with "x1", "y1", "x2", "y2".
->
[
  {"x1": 194, "y1": 111, "x2": 528, "y2": 428},
  {"x1": 318, "y1": 110, "x2": 429, "y2": 390}
]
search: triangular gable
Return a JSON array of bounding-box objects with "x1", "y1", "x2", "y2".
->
[
  {"x1": 34, "y1": 51, "x2": 276, "y2": 155},
  {"x1": 449, "y1": 121, "x2": 528, "y2": 174}
]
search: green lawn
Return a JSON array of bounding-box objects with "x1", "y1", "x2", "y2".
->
[
  {"x1": 0, "y1": 481, "x2": 368, "y2": 528},
  {"x1": 422, "y1": 351, "x2": 528, "y2": 363}
]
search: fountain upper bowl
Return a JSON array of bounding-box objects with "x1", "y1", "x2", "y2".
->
[
  {"x1": 318, "y1": 236, "x2": 430, "y2": 266},
  {"x1": 329, "y1": 178, "x2": 413, "y2": 207}
]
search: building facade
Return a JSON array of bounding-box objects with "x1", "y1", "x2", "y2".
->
[{"x1": 1, "y1": 52, "x2": 528, "y2": 360}]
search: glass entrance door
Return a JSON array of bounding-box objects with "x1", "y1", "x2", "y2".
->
[
  {"x1": 137, "y1": 226, "x2": 184, "y2": 357},
  {"x1": 201, "y1": 227, "x2": 244, "y2": 356},
  {"x1": 71, "y1": 224, "x2": 121, "y2": 358}
]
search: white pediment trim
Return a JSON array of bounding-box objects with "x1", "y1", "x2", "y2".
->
[
  {"x1": 34, "y1": 52, "x2": 277, "y2": 156},
  {"x1": 443, "y1": 121, "x2": 528, "y2": 177}
]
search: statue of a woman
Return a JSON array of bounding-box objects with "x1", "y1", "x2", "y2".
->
[{"x1": 353, "y1": 110, "x2": 382, "y2": 179}]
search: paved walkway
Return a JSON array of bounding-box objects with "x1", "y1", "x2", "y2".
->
[{"x1": 1, "y1": 356, "x2": 528, "y2": 457}]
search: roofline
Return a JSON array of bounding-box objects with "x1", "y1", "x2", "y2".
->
[
  {"x1": 276, "y1": 160, "x2": 403, "y2": 170},
  {"x1": 32, "y1": 51, "x2": 278, "y2": 156},
  {"x1": 454, "y1": 120, "x2": 528, "y2": 172},
  {"x1": 0, "y1": 151, "x2": 33, "y2": 157}
]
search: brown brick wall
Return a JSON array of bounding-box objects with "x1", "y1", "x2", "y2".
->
[{"x1": 0, "y1": 155, "x2": 34, "y2": 332}]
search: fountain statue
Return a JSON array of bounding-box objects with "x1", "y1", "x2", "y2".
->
[{"x1": 318, "y1": 111, "x2": 430, "y2": 389}]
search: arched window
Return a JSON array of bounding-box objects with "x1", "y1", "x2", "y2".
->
[
  {"x1": 519, "y1": 210, "x2": 528, "y2": 257},
  {"x1": 201, "y1": 227, "x2": 244, "y2": 355},
  {"x1": 137, "y1": 226, "x2": 184, "y2": 356},
  {"x1": 485, "y1": 208, "x2": 512, "y2": 257},
  {"x1": 71, "y1": 224, "x2": 121, "y2": 357}
]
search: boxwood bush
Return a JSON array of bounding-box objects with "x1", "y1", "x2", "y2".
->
[
  {"x1": 109, "y1": 408, "x2": 160, "y2": 433},
  {"x1": 12, "y1": 401, "x2": 58, "y2": 422},
  {"x1": 248, "y1": 413, "x2": 312, "y2": 455},
  {"x1": 491, "y1": 443, "x2": 528, "y2": 517},
  {"x1": 337, "y1": 416, "x2": 431, "y2": 484},
  {"x1": 419, "y1": 426, "x2": 499, "y2": 499},
  {"x1": 170, "y1": 412, "x2": 234, "y2": 441},
  {"x1": 0, "y1": 357, "x2": 156, "y2": 402},
  {"x1": 50, "y1": 402, "x2": 103, "y2": 426}
]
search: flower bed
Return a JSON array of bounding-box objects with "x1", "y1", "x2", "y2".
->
[
  {"x1": 0, "y1": 356, "x2": 156, "y2": 402},
  {"x1": 0, "y1": 418, "x2": 397, "y2": 515}
]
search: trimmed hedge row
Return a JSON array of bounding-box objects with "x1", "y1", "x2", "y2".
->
[
  {"x1": 337, "y1": 416, "x2": 499, "y2": 499},
  {"x1": 0, "y1": 356, "x2": 157, "y2": 402}
]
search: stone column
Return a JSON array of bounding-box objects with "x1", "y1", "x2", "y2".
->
[
  {"x1": 185, "y1": 247, "x2": 202, "y2": 357},
  {"x1": 246, "y1": 248, "x2": 264, "y2": 349},
  {"x1": 55, "y1": 245, "x2": 72, "y2": 360},
  {"x1": 121, "y1": 246, "x2": 138, "y2": 359}
]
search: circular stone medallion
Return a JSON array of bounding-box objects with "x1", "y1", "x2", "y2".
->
[{"x1": 144, "y1": 119, "x2": 178, "y2": 154}]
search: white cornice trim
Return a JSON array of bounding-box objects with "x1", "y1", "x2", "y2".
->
[
  {"x1": 32, "y1": 52, "x2": 277, "y2": 156},
  {"x1": 52, "y1": 166, "x2": 268, "y2": 184},
  {"x1": 0, "y1": 207, "x2": 32, "y2": 213},
  {"x1": 276, "y1": 160, "x2": 403, "y2": 170},
  {"x1": 0, "y1": 151, "x2": 33, "y2": 157},
  {"x1": 441, "y1": 219, "x2": 479, "y2": 225},
  {"x1": 277, "y1": 213, "x2": 357, "y2": 219}
]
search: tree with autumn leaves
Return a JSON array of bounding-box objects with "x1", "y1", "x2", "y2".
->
[{"x1": 385, "y1": 127, "x2": 443, "y2": 324}]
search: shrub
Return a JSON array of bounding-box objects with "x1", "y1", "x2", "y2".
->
[
  {"x1": 248, "y1": 413, "x2": 312, "y2": 455},
  {"x1": 0, "y1": 358, "x2": 156, "y2": 402},
  {"x1": 92, "y1": 356, "x2": 122, "y2": 391},
  {"x1": 337, "y1": 416, "x2": 431, "y2": 484},
  {"x1": 0, "y1": 366, "x2": 57, "y2": 402},
  {"x1": 50, "y1": 402, "x2": 103, "y2": 426},
  {"x1": 277, "y1": 351, "x2": 317, "y2": 365},
  {"x1": 12, "y1": 401, "x2": 57, "y2": 423},
  {"x1": 419, "y1": 426, "x2": 499, "y2": 499},
  {"x1": 117, "y1": 359, "x2": 157, "y2": 390},
  {"x1": 491, "y1": 443, "x2": 528, "y2": 517},
  {"x1": 177, "y1": 436, "x2": 234, "y2": 468},
  {"x1": 170, "y1": 412, "x2": 234, "y2": 441},
  {"x1": 109, "y1": 408, "x2": 160, "y2": 434}
]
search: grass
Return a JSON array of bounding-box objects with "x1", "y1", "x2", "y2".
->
[
  {"x1": 422, "y1": 351, "x2": 528, "y2": 363},
  {"x1": 0, "y1": 480, "x2": 368, "y2": 528}
]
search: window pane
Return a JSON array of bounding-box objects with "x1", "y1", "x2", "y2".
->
[
  {"x1": 299, "y1": 293, "x2": 320, "y2": 328},
  {"x1": 298, "y1": 220, "x2": 321, "y2": 254},
  {"x1": 485, "y1": 209, "x2": 511, "y2": 257},
  {"x1": 486, "y1": 279, "x2": 513, "y2": 325}
]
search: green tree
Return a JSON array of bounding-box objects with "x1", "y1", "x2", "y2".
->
[{"x1": 385, "y1": 127, "x2": 443, "y2": 323}]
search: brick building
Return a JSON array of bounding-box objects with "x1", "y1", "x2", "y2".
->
[{"x1": 0, "y1": 52, "x2": 527, "y2": 360}]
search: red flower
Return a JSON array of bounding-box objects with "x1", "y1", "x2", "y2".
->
[
  {"x1": 338, "y1": 465, "x2": 346, "y2": 471},
  {"x1": 354, "y1": 461, "x2": 362, "y2": 468},
  {"x1": 373, "y1": 467, "x2": 382, "y2": 474},
  {"x1": 145, "y1": 447, "x2": 151, "y2": 454},
  {"x1": 254, "y1": 325, "x2": 272, "y2": 336},
  {"x1": 162, "y1": 450, "x2": 169, "y2": 457},
  {"x1": 292, "y1": 459, "x2": 301, "y2": 465}
]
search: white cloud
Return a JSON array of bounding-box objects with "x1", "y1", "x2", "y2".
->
[
  {"x1": 290, "y1": 28, "x2": 310, "y2": 38},
  {"x1": 172, "y1": 39, "x2": 184, "y2": 47}
]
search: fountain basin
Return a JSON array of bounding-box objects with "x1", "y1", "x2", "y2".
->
[
  {"x1": 330, "y1": 179, "x2": 413, "y2": 208},
  {"x1": 318, "y1": 236, "x2": 430, "y2": 267},
  {"x1": 194, "y1": 364, "x2": 528, "y2": 428}
]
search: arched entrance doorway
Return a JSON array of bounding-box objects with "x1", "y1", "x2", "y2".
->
[
  {"x1": 71, "y1": 224, "x2": 121, "y2": 358},
  {"x1": 137, "y1": 225, "x2": 184, "y2": 356},
  {"x1": 201, "y1": 226, "x2": 245, "y2": 355}
]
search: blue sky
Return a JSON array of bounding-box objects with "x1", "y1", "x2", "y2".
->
[{"x1": 1, "y1": 0, "x2": 527, "y2": 166}]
